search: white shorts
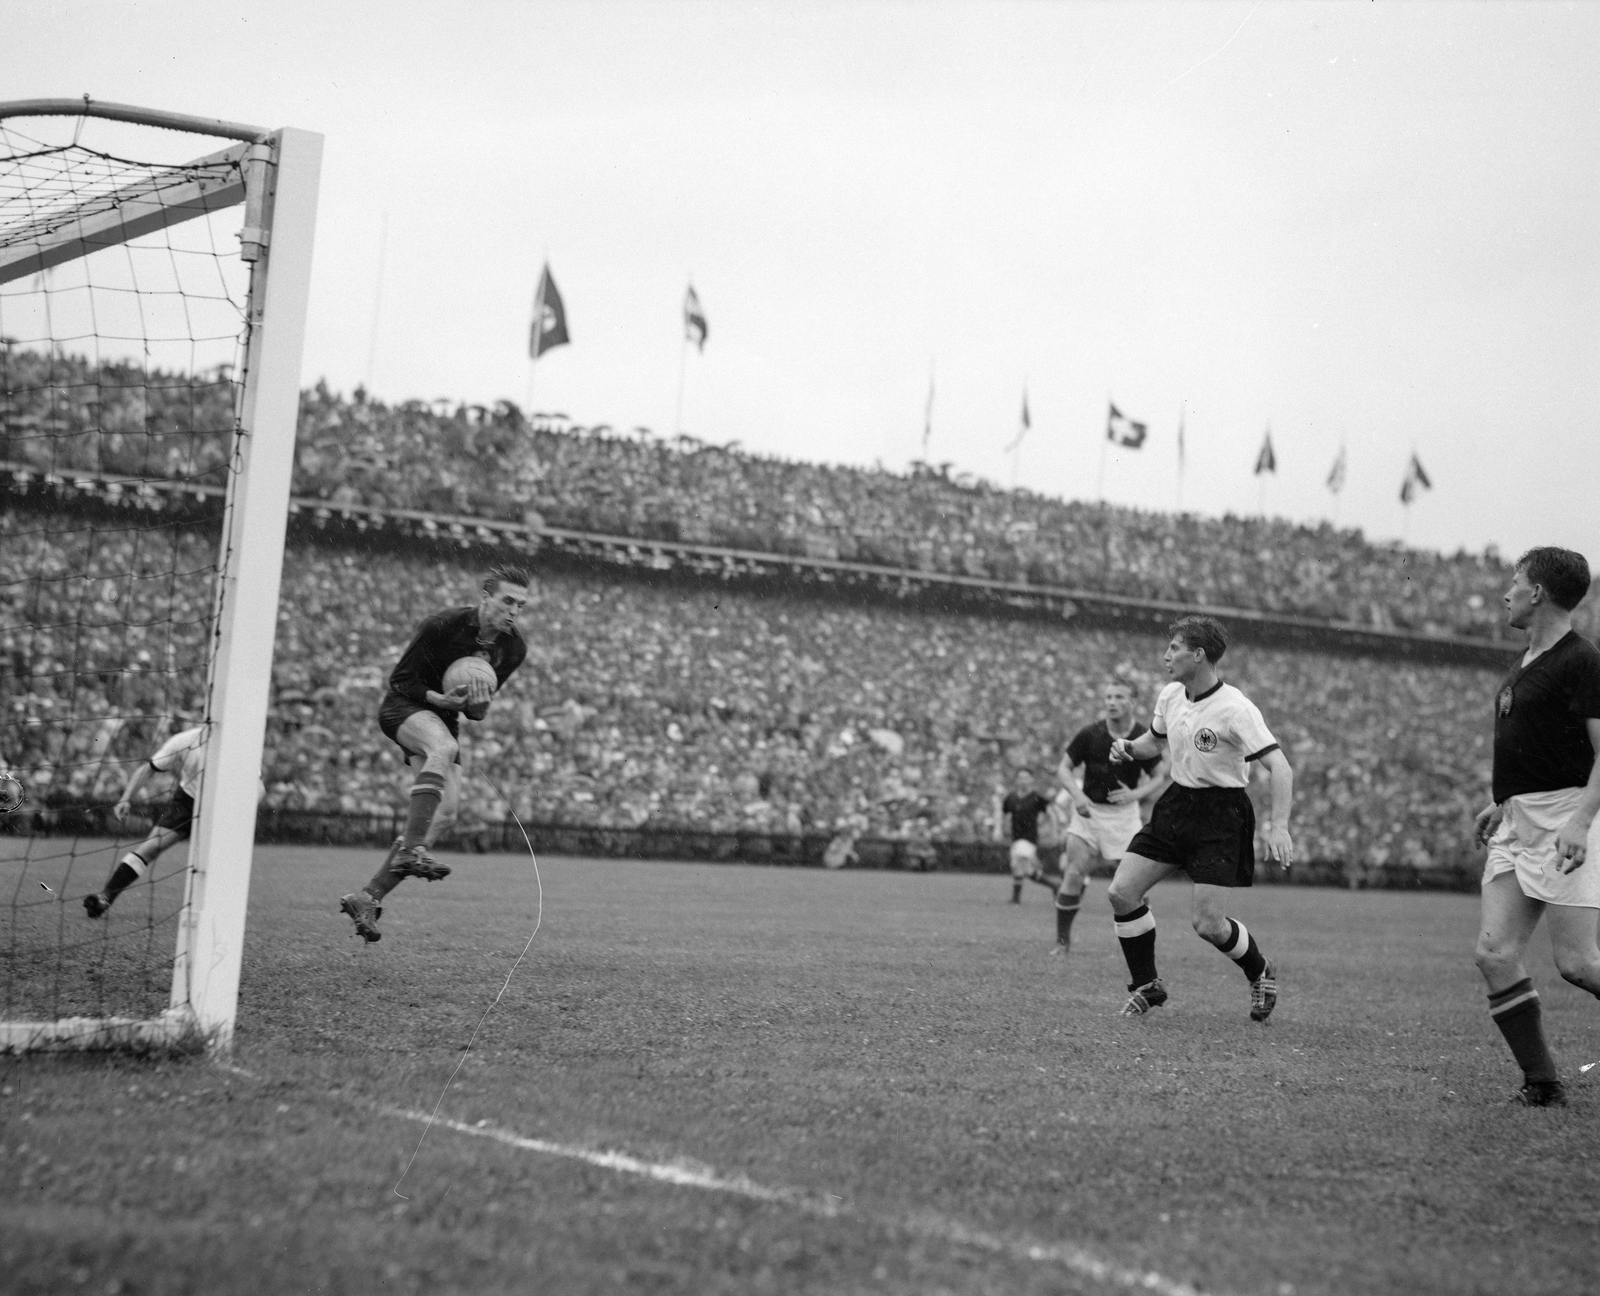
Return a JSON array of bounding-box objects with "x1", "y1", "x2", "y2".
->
[
  {"x1": 1482, "y1": 788, "x2": 1600, "y2": 909},
  {"x1": 1009, "y1": 839, "x2": 1039, "y2": 878},
  {"x1": 1066, "y1": 800, "x2": 1144, "y2": 861}
]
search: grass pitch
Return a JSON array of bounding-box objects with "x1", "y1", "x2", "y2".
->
[{"x1": 4, "y1": 845, "x2": 1598, "y2": 1296}]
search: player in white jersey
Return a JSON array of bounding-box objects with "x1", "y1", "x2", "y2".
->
[
  {"x1": 85, "y1": 723, "x2": 207, "y2": 918},
  {"x1": 1106, "y1": 616, "x2": 1294, "y2": 1021}
]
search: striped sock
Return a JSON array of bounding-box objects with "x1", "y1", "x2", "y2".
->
[
  {"x1": 1114, "y1": 903, "x2": 1159, "y2": 987},
  {"x1": 1489, "y1": 978, "x2": 1558, "y2": 1083},
  {"x1": 1211, "y1": 917, "x2": 1267, "y2": 981},
  {"x1": 1055, "y1": 888, "x2": 1082, "y2": 944},
  {"x1": 104, "y1": 852, "x2": 149, "y2": 898},
  {"x1": 402, "y1": 772, "x2": 446, "y2": 849}
]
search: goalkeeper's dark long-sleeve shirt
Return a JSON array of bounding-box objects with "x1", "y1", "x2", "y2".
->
[{"x1": 386, "y1": 606, "x2": 527, "y2": 711}]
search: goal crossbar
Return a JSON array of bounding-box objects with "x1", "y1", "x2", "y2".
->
[{"x1": 0, "y1": 141, "x2": 251, "y2": 287}]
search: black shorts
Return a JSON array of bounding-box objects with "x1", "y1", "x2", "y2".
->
[
  {"x1": 1125, "y1": 784, "x2": 1256, "y2": 888},
  {"x1": 378, "y1": 692, "x2": 460, "y2": 763},
  {"x1": 154, "y1": 788, "x2": 196, "y2": 838}
]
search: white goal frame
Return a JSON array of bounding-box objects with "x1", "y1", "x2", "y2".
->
[{"x1": 0, "y1": 99, "x2": 322, "y2": 1054}]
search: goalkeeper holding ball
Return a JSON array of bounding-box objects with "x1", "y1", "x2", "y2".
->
[{"x1": 339, "y1": 565, "x2": 530, "y2": 943}]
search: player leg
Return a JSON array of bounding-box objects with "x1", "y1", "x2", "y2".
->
[
  {"x1": 1106, "y1": 852, "x2": 1179, "y2": 1014},
  {"x1": 1546, "y1": 903, "x2": 1600, "y2": 996},
  {"x1": 1475, "y1": 872, "x2": 1562, "y2": 1103},
  {"x1": 84, "y1": 824, "x2": 185, "y2": 918},
  {"x1": 422, "y1": 762, "x2": 462, "y2": 849},
  {"x1": 1008, "y1": 840, "x2": 1035, "y2": 903},
  {"x1": 1053, "y1": 832, "x2": 1097, "y2": 950},
  {"x1": 1189, "y1": 883, "x2": 1275, "y2": 1021}
]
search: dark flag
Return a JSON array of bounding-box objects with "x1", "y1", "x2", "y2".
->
[
  {"x1": 684, "y1": 284, "x2": 708, "y2": 351},
  {"x1": 1327, "y1": 445, "x2": 1347, "y2": 494},
  {"x1": 1106, "y1": 402, "x2": 1147, "y2": 448},
  {"x1": 530, "y1": 263, "x2": 570, "y2": 358},
  {"x1": 1254, "y1": 430, "x2": 1276, "y2": 475},
  {"x1": 1400, "y1": 453, "x2": 1432, "y2": 504},
  {"x1": 1005, "y1": 388, "x2": 1031, "y2": 452}
]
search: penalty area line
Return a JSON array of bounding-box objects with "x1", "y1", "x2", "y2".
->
[{"x1": 383, "y1": 1106, "x2": 1224, "y2": 1296}]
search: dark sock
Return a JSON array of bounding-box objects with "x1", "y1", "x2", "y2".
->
[
  {"x1": 1489, "y1": 979, "x2": 1559, "y2": 1083},
  {"x1": 1212, "y1": 917, "x2": 1268, "y2": 981},
  {"x1": 1114, "y1": 903, "x2": 1158, "y2": 987},
  {"x1": 1056, "y1": 888, "x2": 1082, "y2": 944},
  {"x1": 1011, "y1": 882, "x2": 1022, "y2": 903},
  {"x1": 103, "y1": 853, "x2": 148, "y2": 899},
  {"x1": 364, "y1": 837, "x2": 408, "y2": 902},
  {"x1": 402, "y1": 772, "x2": 446, "y2": 849}
]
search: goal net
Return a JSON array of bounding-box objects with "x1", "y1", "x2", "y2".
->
[{"x1": 0, "y1": 100, "x2": 321, "y2": 1053}]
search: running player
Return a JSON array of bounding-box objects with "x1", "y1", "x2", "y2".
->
[
  {"x1": 339, "y1": 565, "x2": 531, "y2": 943},
  {"x1": 1052, "y1": 680, "x2": 1168, "y2": 950},
  {"x1": 1472, "y1": 547, "x2": 1600, "y2": 1107},
  {"x1": 1106, "y1": 615, "x2": 1293, "y2": 1020},
  {"x1": 1001, "y1": 767, "x2": 1052, "y2": 904},
  {"x1": 86, "y1": 720, "x2": 205, "y2": 917}
]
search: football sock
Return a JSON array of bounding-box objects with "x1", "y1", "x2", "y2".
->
[
  {"x1": 1489, "y1": 978, "x2": 1559, "y2": 1083},
  {"x1": 1055, "y1": 888, "x2": 1082, "y2": 944},
  {"x1": 364, "y1": 838, "x2": 408, "y2": 902},
  {"x1": 103, "y1": 852, "x2": 149, "y2": 899},
  {"x1": 1011, "y1": 882, "x2": 1022, "y2": 903},
  {"x1": 1211, "y1": 918, "x2": 1268, "y2": 982},
  {"x1": 1114, "y1": 903, "x2": 1159, "y2": 987},
  {"x1": 402, "y1": 772, "x2": 446, "y2": 850}
]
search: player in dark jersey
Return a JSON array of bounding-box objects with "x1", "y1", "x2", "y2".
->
[
  {"x1": 1052, "y1": 680, "x2": 1167, "y2": 950},
  {"x1": 1001, "y1": 767, "x2": 1054, "y2": 904},
  {"x1": 1471, "y1": 547, "x2": 1600, "y2": 1108},
  {"x1": 339, "y1": 565, "x2": 531, "y2": 942}
]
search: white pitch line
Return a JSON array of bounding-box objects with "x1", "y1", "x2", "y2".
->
[{"x1": 385, "y1": 1107, "x2": 1223, "y2": 1296}]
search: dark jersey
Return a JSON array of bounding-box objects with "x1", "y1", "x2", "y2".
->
[
  {"x1": 385, "y1": 606, "x2": 528, "y2": 715},
  {"x1": 1066, "y1": 720, "x2": 1161, "y2": 804},
  {"x1": 1002, "y1": 791, "x2": 1052, "y2": 844},
  {"x1": 1492, "y1": 631, "x2": 1600, "y2": 803}
]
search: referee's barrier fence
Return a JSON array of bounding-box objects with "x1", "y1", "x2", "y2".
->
[{"x1": 4, "y1": 800, "x2": 1481, "y2": 894}]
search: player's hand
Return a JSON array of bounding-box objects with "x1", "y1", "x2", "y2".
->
[
  {"x1": 112, "y1": 799, "x2": 130, "y2": 824},
  {"x1": 465, "y1": 674, "x2": 494, "y2": 706},
  {"x1": 1263, "y1": 825, "x2": 1293, "y2": 869},
  {"x1": 1473, "y1": 802, "x2": 1504, "y2": 849},
  {"x1": 1108, "y1": 738, "x2": 1133, "y2": 764},
  {"x1": 1555, "y1": 814, "x2": 1592, "y2": 873},
  {"x1": 1105, "y1": 787, "x2": 1136, "y2": 806},
  {"x1": 436, "y1": 685, "x2": 471, "y2": 712}
]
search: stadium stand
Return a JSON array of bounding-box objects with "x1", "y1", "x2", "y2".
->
[{"x1": 7, "y1": 369, "x2": 1598, "y2": 886}]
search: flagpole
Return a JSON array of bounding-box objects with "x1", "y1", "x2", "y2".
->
[
  {"x1": 1175, "y1": 400, "x2": 1185, "y2": 512},
  {"x1": 364, "y1": 210, "x2": 388, "y2": 391},
  {"x1": 527, "y1": 272, "x2": 544, "y2": 415},
  {"x1": 673, "y1": 334, "x2": 689, "y2": 435}
]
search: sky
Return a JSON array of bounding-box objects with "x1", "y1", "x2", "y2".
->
[{"x1": 8, "y1": 0, "x2": 1599, "y2": 561}]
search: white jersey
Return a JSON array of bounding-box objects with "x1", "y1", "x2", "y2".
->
[
  {"x1": 149, "y1": 726, "x2": 207, "y2": 798},
  {"x1": 1151, "y1": 680, "x2": 1277, "y2": 790}
]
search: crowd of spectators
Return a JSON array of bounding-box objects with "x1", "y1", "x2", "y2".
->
[
  {"x1": 1, "y1": 488, "x2": 1569, "y2": 876},
  {"x1": 5, "y1": 352, "x2": 1560, "y2": 641},
  {"x1": 257, "y1": 539, "x2": 1502, "y2": 873}
]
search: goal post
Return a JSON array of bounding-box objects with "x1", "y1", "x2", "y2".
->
[{"x1": 0, "y1": 100, "x2": 322, "y2": 1053}]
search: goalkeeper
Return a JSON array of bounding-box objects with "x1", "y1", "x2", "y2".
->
[{"x1": 339, "y1": 566, "x2": 531, "y2": 943}]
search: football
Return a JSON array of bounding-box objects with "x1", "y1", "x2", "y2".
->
[{"x1": 442, "y1": 654, "x2": 498, "y2": 720}]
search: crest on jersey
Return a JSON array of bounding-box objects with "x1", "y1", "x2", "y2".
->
[
  {"x1": 1194, "y1": 727, "x2": 1219, "y2": 752},
  {"x1": 1498, "y1": 686, "x2": 1514, "y2": 717}
]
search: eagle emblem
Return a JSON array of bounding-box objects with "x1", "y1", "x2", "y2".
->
[
  {"x1": 1194, "y1": 727, "x2": 1219, "y2": 752},
  {"x1": 1497, "y1": 686, "x2": 1514, "y2": 717}
]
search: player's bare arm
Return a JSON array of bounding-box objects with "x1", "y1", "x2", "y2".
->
[
  {"x1": 1109, "y1": 754, "x2": 1171, "y2": 806},
  {"x1": 1109, "y1": 729, "x2": 1166, "y2": 765},
  {"x1": 113, "y1": 760, "x2": 157, "y2": 822},
  {"x1": 1259, "y1": 747, "x2": 1294, "y2": 867},
  {"x1": 1060, "y1": 759, "x2": 1095, "y2": 814},
  {"x1": 1474, "y1": 800, "x2": 1505, "y2": 849},
  {"x1": 1553, "y1": 717, "x2": 1600, "y2": 872}
]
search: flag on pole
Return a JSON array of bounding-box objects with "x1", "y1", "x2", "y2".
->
[
  {"x1": 1176, "y1": 405, "x2": 1186, "y2": 470},
  {"x1": 1254, "y1": 429, "x2": 1276, "y2": 475},
  {"x1": 684, "y1": 284, "x2": 708, "y2": 351},
  {"x1": 529, "y1": 263, "x2": 570, "y2": 358},
  {"x1": 1400, "y1": 453, "x2": 1432, "y2": 504},
  {"x1": 1326, "y1": 445, "x2": 1347, "y2": 494},
  {"x1": 1005, "y1": 388, "x2": 1031, "y2": 452},
  {"x1": 1106, "y1": 402, "x2": 1147, "y2": 448}
]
